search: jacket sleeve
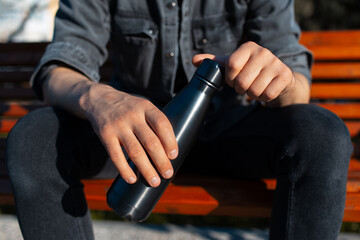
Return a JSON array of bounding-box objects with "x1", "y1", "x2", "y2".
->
[
  {"x1": 30, "y1": 0, "x2": 112, "y2": 100},
  {"x1": 245, "y1": 0, "x2": 313, "y2": 83}
]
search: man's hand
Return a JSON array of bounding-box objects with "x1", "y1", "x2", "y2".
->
[
  {"x1": 193, "y1": 41, "x2": 310, "y2": 107},
  {"x1": 43, "y1": 67, "x2": 178, "y2": 187}
]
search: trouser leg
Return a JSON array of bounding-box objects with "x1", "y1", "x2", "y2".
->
[
  {"x1": 184, "y1": 104, "x2": 352, "y2": 240},
  {"x1": 263, "y1": 104, "x2": 352, "y2": 240},
  {"x1": 6, "y1": 107, "x2": 114, "y2": 240}
]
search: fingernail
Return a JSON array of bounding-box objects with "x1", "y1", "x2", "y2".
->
[
  {"x1": 150, "y1": 177, "x2": 160, "y2": 187},
  {"x1": 164, "y1": 169, "x2": 173, "y2": 179},
  {"x1": 127, "y1": 177, "x2": 136, "y2": 184},
  {"x1": 168, "y1": 149, "x2": 178, "y2": 159}
]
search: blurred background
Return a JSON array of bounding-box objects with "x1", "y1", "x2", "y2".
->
[
  {"x1": 295, "y1": 0, "x2": 360, "y2": 30},
  {"x1": 0, "y1": 0, "x2": 58, "y2": 42},
  {"x1": 0, "y1": 0, "x2": 359, "y2": 43}
]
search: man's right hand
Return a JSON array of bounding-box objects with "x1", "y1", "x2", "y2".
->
[{"x1": 43, "y1": 67, "x2": 178, "y2": 187}]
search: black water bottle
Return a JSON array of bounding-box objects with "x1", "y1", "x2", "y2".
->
[{"x1": 106, "y1": 59, "x2": 223, "y2": 222}]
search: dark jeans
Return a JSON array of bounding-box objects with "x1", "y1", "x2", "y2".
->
[{"x1": 6, "y1": 104, "x2": 352, "y2": 240}]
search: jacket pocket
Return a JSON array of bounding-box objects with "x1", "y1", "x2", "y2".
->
[
  {"x1": 112, "y1": 17, "x2": 159, "y2": 90},
  {"x1": 192, "y1": 15, "x2": 244, "y2": 56}
]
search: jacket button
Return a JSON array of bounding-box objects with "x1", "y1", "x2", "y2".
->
[
  {"x1": 167, "y1": 1, "x2": 176, "y2": 9},
  {"x1": 165, "y1": 52, "x2": 175, "y2": 59},
  {"x1": 199, "y1": 38, "x2": 208, "y2": 45}
]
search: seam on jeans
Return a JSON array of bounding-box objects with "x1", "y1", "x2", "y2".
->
[
  {"x1": 286, "y1": 154, "x2": 296, "y2": 240},
  {"x1": 286, "y1": 180, "x2": 295, "y2": 240}
]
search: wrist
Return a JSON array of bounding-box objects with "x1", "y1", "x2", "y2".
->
[
  {"x1": 267, "y1": 72, "x2": 310, "y2": 107},
  {"x1": 78, "y1": 82, "x2": 109, "y2": 119}
]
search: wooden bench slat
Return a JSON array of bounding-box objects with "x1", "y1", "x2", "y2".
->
[
  {"x1": 344, "y1": 121, "x2": 360, "y2": 137},
  {"x1": 0, "y1": 102, "x2": 44, "y2": 117},
  {"x1": 0, "y1": 88, "x2": 36, "y2": 100},
  {"x1": 349, "y1": 158, "x2": 360, "y2": 170},
  {"x1": 317, "y1": 103, "x2": 360, "y2": 119},
  {"x1": 347, "y1": 180, "x2": 360, "y2": 193},
  {"x1": 0, "y1": 53, "x2": 44, "y2": 66},
  {"x1": 312, "y1": 62, "x2": 360, "y2": 79},
  {"x1": 306, "y1": 46, "x2": 360, "y2": 61},
  {"x1": 311, "y1": 83, "x2": 360, "y2": 99},
  {"x1": 0, "y1": 43, "x2": 47, "y2": 66},
  {"x1": 299, "y1": 31, "x2": 360, "y2": 61},
  {"x1": 80, "y1": 171, "x2": 360, "y2": 221},
  {"x1": 300, "y1": 31, "x2": 360, "y2": 46},
  {"x1": 0, "y1": 71, "x2": 34, "y2": 83},
  {"x1": 0, "y1": 42, "x2": 48, "y2": 52},
  {"x1": 0, "y1": 119, "x2": 16, "y2": 133},
  {"x1": 85, "y1": 191, "x2": 360, "y2": 221}
]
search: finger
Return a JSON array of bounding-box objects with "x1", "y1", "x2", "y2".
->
[
  {"x1": 120, "y1": 130, "x2": 161, "y2": 187},
  {"x1": 192, "y1": 54, "x2": 227, "y2": 67},
  {"x1": 246, "y1": 67, "x2": 276, "y2": 100},
  {"x1": 145, "y1": 108, "x2": 178, "y2": 160},
  {"x1": 101, "y1": 135, "x2": 137, "y2": 184},
  {"x1": 225, "y1": 44, "x2": 252, "y2": 88},
  {"x1": 232, "y1": 54, "x2": 264, "y2": 95},
  {"x1": 260, "y1": 74, "x2": 293, "y2": 102},
  {"x1": 134, "y1": 123, "x2": 174, "y2": 179}
]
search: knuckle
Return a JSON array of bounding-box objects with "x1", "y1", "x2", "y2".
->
[
  {"x1": 247, "y1": 88, "x2": 261, "y2": 98},
  {"x1": 154, "y1": 115, "x2": 170, "y2": 129},
  {"x1": 125, "y1": 109, "x2": 140, "y2": 121},
  {"x1": 258, "y1": 47, "x2": 271, "y2": 58},
  {"x1": 243, "y1": 41, "x2": 257, "y2": 48},
  {"x1": 99, "y1": 124, "x2": 114, "y2": 138},
  {"x1": 262, "y1": 89, "x2": 277, "y2": 101},
  {"x1": 277, "y1": 70, "x2": 292, "y2": 86},
  {"x1": 153, "y1": 161, "x2": 168, "y2": 173},
  {"x1": 109, "y1": 149, "x2": 123, "y2": 162},
  {"x1": 139, "y1": 98, "x2": 154, "y2": 109},
  {"x1": 127, "y1": 145, "x2": 145, "y2": 160},
  {"x1": 275, "y1": 60, "x2": 290, "y2": 75},
  {"x1": 236, "y1": 76, "x2": 249, "y2": 90},
  {"x1": 225, "y1": 56, "x2": 240, "y2": 72},
  {"x1": 284, "y1": 68, "x2": 293, "y2": 80},
  {"x1": 234, "y1": 82, "x2": 247, "y2": 95},
  {"x1": 144, "y1": 137, "x2": 161, "y2": 152}
]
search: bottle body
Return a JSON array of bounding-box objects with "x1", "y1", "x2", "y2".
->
[{"x1": 107, "y1": 59, "x2": 223, "y2": 222}]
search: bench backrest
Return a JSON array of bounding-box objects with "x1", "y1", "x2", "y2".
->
[{"x1": 300, "y1": 31, "x2": 360, "y2": 139}]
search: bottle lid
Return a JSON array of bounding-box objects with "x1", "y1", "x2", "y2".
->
[{"x1": 194, "y1": 58, "x2": 224, "y2": 89}]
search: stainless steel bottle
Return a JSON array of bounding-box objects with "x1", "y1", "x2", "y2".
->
[{"x1": 106, "y1": 59, "x2": 223, "y2": 222}]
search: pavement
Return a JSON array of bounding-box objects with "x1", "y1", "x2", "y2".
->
[{"x1": 1, "y1": 214, "x2": 360, "y2": 240}]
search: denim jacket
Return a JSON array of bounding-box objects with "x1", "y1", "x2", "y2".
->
[{"x1": 31, "y1": 0, "x2": 312, "y2": 139}]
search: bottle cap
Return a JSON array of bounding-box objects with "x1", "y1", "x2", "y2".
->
[{"x1": 194, "y1": 58, "x2": 224, "y2": 89}]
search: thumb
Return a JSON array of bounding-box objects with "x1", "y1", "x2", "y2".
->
[{"x1": 192, "y1": 54, "x2": 228, "y2": 67}]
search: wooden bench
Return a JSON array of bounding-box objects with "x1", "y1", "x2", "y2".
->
[{"x1": 1, "y1": 30, "x2": 360, "y2": 222}]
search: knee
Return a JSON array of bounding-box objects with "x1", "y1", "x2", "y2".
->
[
  {"x1": 285, "y1": 104, "x2": 352, "y2": 178},
  {"x1": 6, "y1": 107, "x2": 59, "y2": 184},
  {"x1": 298, "y1": 104, "x2": 351, "y2": 148}
]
